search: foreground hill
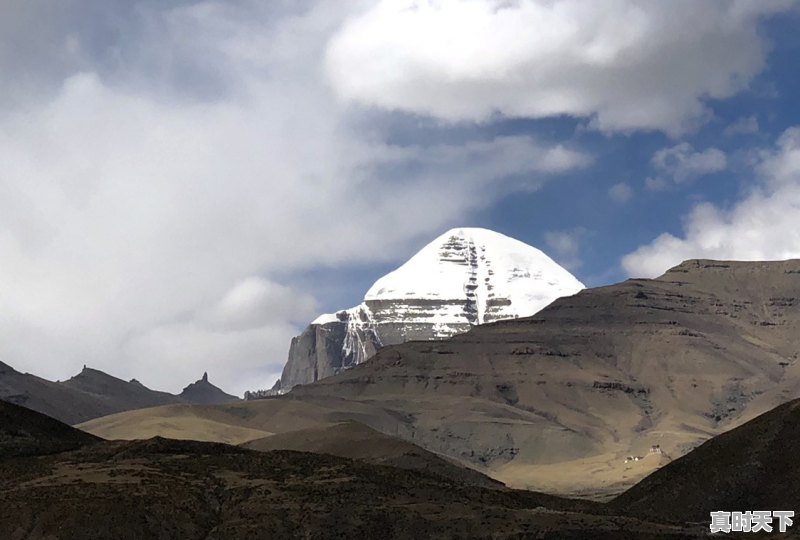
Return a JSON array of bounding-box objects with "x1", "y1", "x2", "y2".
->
[
  {"x1": 0, "y1": 404, "x2": 701, "y2": 540},
  {"x1": 78, "y1": 403, "x2": 273, "y2": 445},
  {"x1": 78, "y1": 394, "x2": 405, "y2": 444},
  {"x1": 78, "y1": 259, "x2": 800, "y2": 497},
  {"x1": 612, "y1": 397, "x2": 800, "y2": 522},
  {"x1": 0, "y1": 362, "x2": 237, "y2": 425},
  {"x1": 242, "y1": 421, "x2": 504, "y2": 490},
  {"x1": 18, "y1": 371, "x2": 800, "y2": 537},
  {"x1": 1, "y1": 441, "x2": 705, "y2": 540},
  {"x1": 0, "y1": 400, "x2": 100, "y2": 458}
]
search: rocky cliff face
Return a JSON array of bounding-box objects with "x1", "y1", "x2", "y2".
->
[{"x1": 276, "y1": 227, "x2": 584, "y2": 391}]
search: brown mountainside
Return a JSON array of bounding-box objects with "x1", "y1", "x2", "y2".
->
[
  {"x1": 15, "y1": 369, "x2": 800, "y2": 538},
  {"x1": 79, "y1": 259, "x2": 800, "y2": 497},
  {"x1": 612, "y1": 397, "x2": 800, "y2": 522},
  {"x1": 289, "y1": 259, "x2": 800, "y2": 494},
  {"x1": 0, "y1": 402, "x2": 703, "y2": 540}
]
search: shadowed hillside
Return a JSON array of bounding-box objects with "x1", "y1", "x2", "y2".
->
[
  {"x1": 612, "y1": 397, "x2": 800, "y2": 522},
  {"x1": 0, "y1": 400, "x2": 100, "y2": 458},
  {"x1": 0, "y1": 402, "x2": 705, "y2": 539},
  {"x1": 1, "y1": 362, "x2": 237, "y2": 425},
  {"x1": 0, "y1": 440, "x2": 701, "y2": 539},
  {"x1": 242, "y1": 421, "x2": 504, "y2": 490}
]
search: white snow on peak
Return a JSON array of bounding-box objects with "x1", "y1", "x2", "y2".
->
[
  {"x1": 363, "y1": 227, "x2": 584, "y2": 322},
  {"x1": 311, "y1": 312, "x2": 340, "y2": 325},
  {"x1": 285, "y1": 227, "x2": 586, "y2": 386}
]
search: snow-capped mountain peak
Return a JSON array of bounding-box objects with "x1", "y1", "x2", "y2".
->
[
  {"x1": 364, "y1": 227, "x2": 584, "y2": 324},
  {"x1": 277, "y1": 227, "x2": 584, "y2": 391}
]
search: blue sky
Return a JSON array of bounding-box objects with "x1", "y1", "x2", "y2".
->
[
  {"x1": 2, "y1": 1, "x2": 800, "y2": 393},
  {"x1": 304, "y1": 9, "x2": 800, "y2": 306}
]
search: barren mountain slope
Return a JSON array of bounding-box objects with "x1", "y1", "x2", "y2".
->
[
  {"x1": 0, "y1": 439, "x2": 702, "y2": 539},
  {"x1": 79, "y1": 260, "x2": 800, "y2": 498},
  {"x1": 78, "y1": 395, "x2": 406, "y2": 444},
  {"x1": 0, "y1": 363, "x2": 182, "y2": 425},
  {"x1": 290, "y1": 259, "x2": 800, "y2": 495},
  {"x1": 1, "y1": 363, "x2": 239, "y2": 425},
  {"x1": 612, "y1": 397, "x2": 800, "y2": 522},
  {"x1": 78, "y1": 403, "x2": 273, "y2": 445},
  {"x1": 0, "y1": 400, "x2": 100, "y2": 458},
  {"x1": 1, "y1": 400, "x2": 704, "y2": 540}
]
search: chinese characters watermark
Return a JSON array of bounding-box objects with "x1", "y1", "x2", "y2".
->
[{"x1": 710, "y1": 511, "x2": 795, "y2": 533}]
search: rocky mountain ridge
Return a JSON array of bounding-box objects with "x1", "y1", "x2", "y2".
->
[{"x1": 0, "y1": 362, "x2": 238, "y2": 425}]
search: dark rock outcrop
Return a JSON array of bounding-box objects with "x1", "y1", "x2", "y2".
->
[{"x1": 179, "y1": 372, "x2": 240, "y2": 405}]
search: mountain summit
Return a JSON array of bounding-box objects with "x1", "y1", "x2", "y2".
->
[
  {"x1": 179, "y1": 372, "x2": 239, "y2": 405},
  {"x1": 277, "y1": 227, "x2": 584, "y2": 391},
  {"x1": 362, "y1": 227, "x2": 584, "y2": 325}
]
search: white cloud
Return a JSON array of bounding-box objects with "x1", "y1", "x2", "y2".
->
[
  {"x1": 724, "y1": 115, "x2": 760, "y2": 137},
  {"x1": 209, "y1": 278, "x2": 319, "y2": 332},
  {"x1": 608, "y1": 182, "x2": 633, "y2": 203},
  {"x1": 544, "y1": 228, "x2": 587, "y2": 271},
  {"x1": 756, "y1": 127, "x2": 800, "y2": 188},
  {"x1": 325, "y1": 0, "x2": 795, "y2": 135},
  {"x1": 651, "y1": 143, "x2": 728, "y2": 184},
  {"x1": 644, "y1": 176, "x2": 669, "y2": 192},
  {"x1": 0, "y1": 2, "x2": 589, "y2": 394},
  {"x1": 622, "y1": 127, "x2": 800, "y2": 278}
]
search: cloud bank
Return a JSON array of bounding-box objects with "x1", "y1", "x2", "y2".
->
[
  {"x1": 326, "y1": 0, "x2": 795, "y2": 135},
  {"x1": 623, "y1": 127, "x2": 800, "y2": 277},
  {"x1": 651, "y1": 143, "x2": 728, "y2": 184}
]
